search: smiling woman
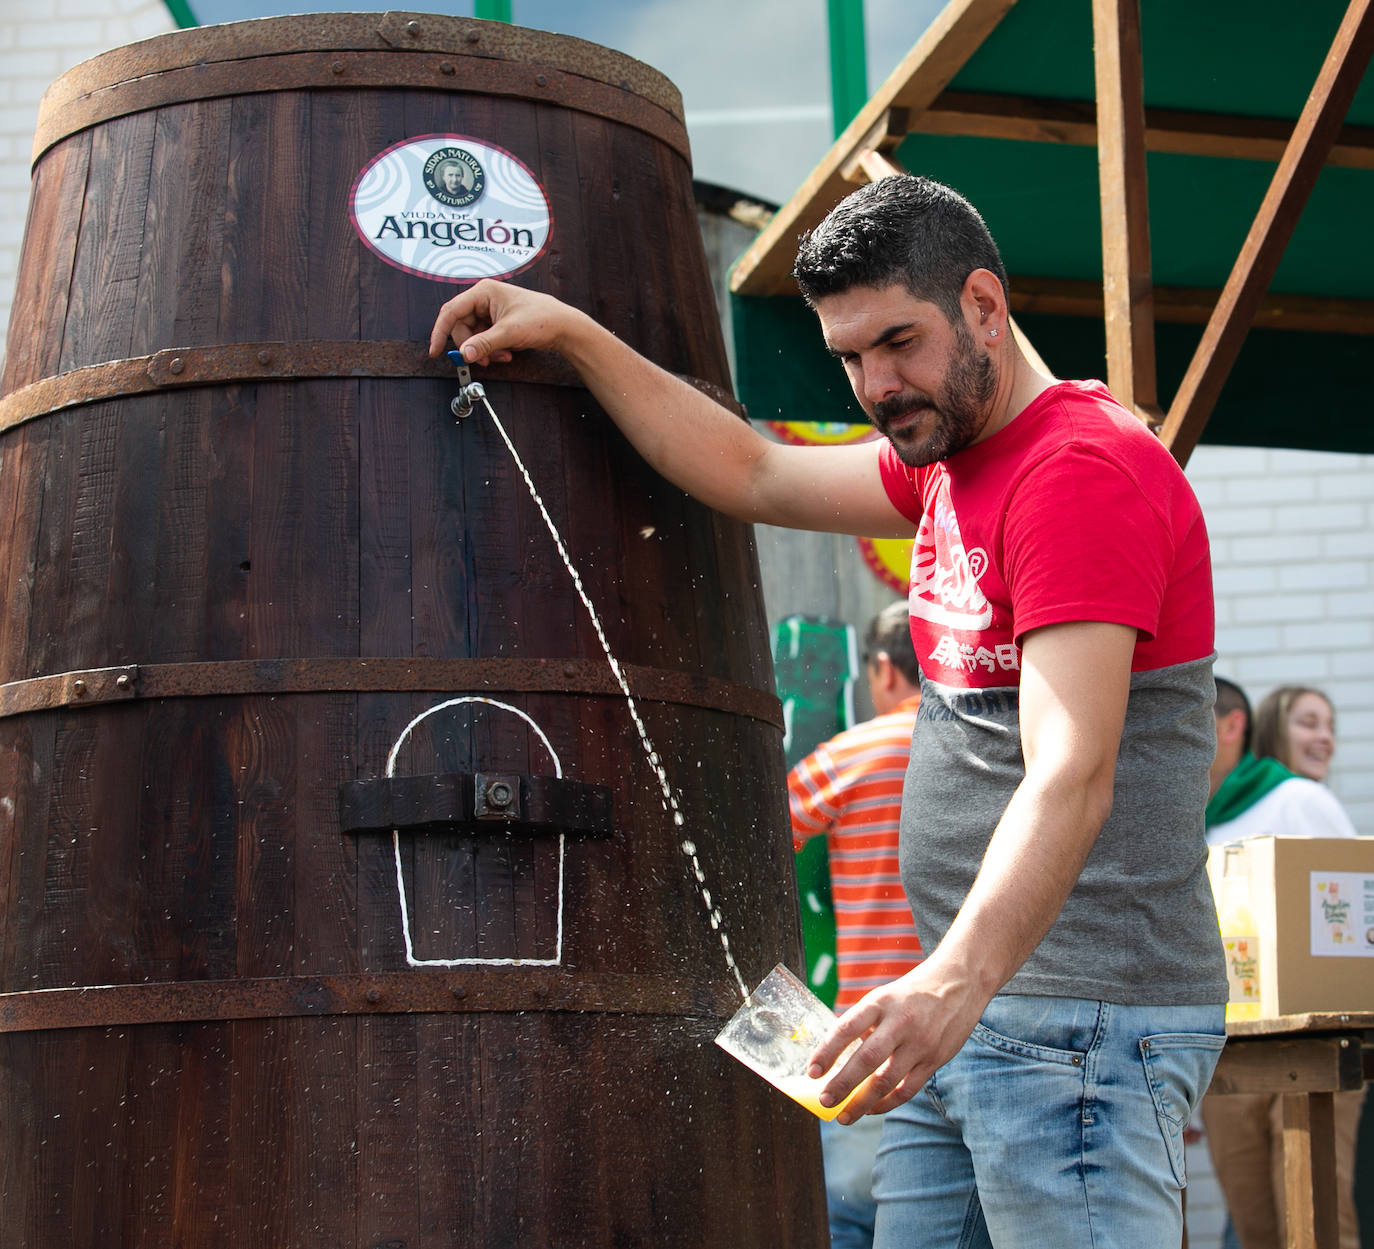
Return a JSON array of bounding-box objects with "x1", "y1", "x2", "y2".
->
[{"x1": 1252, "y1": 684, "x2": 1340, "y2": 783}]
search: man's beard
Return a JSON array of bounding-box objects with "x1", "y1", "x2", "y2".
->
[{"x1": 872, "y1": 322, "x2": 997, "y2": 467}]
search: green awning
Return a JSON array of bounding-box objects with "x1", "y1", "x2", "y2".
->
[{"x1": 731, "y1": 0, "x2": 1374, "y2": 454}]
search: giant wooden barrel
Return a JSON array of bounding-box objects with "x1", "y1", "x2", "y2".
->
[{"x1": 0, "y1": 14, "x2": 825, "y2": 1247}]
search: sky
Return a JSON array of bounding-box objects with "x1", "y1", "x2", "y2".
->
[{"x1": 177, "y1": 0, "x2": 946, "y2": 204}]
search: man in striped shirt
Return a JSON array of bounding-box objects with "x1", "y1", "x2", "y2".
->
[{"x1": 788, "y1": 601, "x2": 924, "y2": 1249}]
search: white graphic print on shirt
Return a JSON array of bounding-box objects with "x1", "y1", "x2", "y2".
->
[
  {"x1": 908, "y1": 480, "x2": 992, "y2": 630},
  {"x1": 907, "y1": 476, "x2": 1021, "y2": 679}
]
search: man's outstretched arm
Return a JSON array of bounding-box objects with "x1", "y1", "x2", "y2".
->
[{"x1": 430, "y1": 279, "x2": 910, "y2": 538}]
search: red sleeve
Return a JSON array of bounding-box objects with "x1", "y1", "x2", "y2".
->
[
  {"x1": 1002, "y1": 444, "x2": 1172, "y2": 644},
  {"x1": 878, "y1": 441, "x2": 924, "y2": 526}
]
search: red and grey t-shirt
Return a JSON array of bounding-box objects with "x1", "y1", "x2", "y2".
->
[{"x1": 880, "y1": 379, "x2": 1227, "y2": 1005}]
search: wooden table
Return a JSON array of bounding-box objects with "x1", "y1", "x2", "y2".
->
[{"x1": 1206, "y1": 1011, "x2": 1373, "y2": 1249}]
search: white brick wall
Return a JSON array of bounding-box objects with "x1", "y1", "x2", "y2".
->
[
  {"x1": 1189, "y1": 445, "x2": 1374, "y2": 834},
  {"x1": 0, "y1": 1, "x2": 175, "y2": 355}
]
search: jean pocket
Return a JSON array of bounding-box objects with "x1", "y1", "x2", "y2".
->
[
  {"x1": 1138, "y1": 1031, "x2": 1226, "y2": 1187},
  {"x1": 969, "y1": 1022, "x2": 1084, "y2": 1067}
]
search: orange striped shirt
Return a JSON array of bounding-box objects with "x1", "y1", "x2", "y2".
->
[{"x1": 787, "y1": 696, "x2": 924, "y2": 1010}]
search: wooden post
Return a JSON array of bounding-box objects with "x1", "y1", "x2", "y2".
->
[
  {"x1": 1157, "y1": 0, "x2": 1374, "y2": 466},
  {"x1": 1091, "y1": 0, "x2": 1161, "y2": 425},
  {"x1": 1281, "y1": 1091, "x2": 1340, "y2": 1249}
]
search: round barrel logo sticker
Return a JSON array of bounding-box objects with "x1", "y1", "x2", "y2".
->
[{"x1": 350, "y1": 133, "x2": 552, "y2": 283}]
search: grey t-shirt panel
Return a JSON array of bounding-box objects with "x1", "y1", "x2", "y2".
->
[{"x1": 900, "y1": 653, "x2": 1228, "y2": 1005}]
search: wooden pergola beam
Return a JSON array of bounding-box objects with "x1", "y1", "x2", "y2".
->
[
  {"x1": 730, "y1": 0, "x2": 1017, "y2": 297},
  {"x1": 839, "y1": 108, "x2": 910, "y2": 183},
  {"x1": 1008, "y1": 276, "x2": 1374, "y2": 335},
  {"x1": 1158, "y1": 0, "x2": 1374, "y2": 466},
  {"x1": 913, "y1": 91, "x2": 1374, "y2": 170},
  {"x1": 1092, "y1": 0, "x2": 1160, "y2": 424}
]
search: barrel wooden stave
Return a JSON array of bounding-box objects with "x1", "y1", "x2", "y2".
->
[{"x1": 3, "y1": 1009, "x2": 819, "y2": 1248}]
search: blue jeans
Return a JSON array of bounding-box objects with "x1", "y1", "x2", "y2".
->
[
  {"x1": 872, "y1": 994, "x2": 1225, "y2": 1249},
  {"x1": 821, "y1": 1112, "x2": 886, "y2": 1249}
]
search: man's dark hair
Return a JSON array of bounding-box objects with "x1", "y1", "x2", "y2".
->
[
  {"x1": 863, "y1": 601, "x2": 921, "y2": 687},
  {"x1": 1214, "y1": 676, "x2": 1253, "y2": 754},
  {"x1": 792, "y1": 175, "x2": 1009, "y2": 323}
]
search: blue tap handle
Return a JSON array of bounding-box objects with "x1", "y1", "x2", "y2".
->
[{"x1": 446, "y1": 350, "x2": 484, "y2": 419}]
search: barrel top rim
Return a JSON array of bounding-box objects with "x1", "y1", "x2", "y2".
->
[{"x1": 38, "y1": 11, "x2": 685, "y2": 123}]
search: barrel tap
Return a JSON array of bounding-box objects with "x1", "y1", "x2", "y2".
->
[{"x1": 447, "y1": 351, "x2": 486, "y2": 420}]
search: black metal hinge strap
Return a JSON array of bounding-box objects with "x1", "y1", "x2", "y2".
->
[{"x1": 339, "y1": 771, "x2": 613, "y2": 839}]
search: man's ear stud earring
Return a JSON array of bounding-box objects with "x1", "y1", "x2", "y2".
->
[{"x1": 989, "y1": 328, "x2": 999, "y2": 338}]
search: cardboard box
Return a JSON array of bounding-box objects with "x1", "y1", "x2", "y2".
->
[{"x1": 1207, "y1": 836, "x2": 1374, "y2": 1018}]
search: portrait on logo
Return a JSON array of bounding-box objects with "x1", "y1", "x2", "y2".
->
[{"x1": 350, "y1": 133, "x2": 553, "y2": 283}]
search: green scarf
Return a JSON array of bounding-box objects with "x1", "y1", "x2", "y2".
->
[{"x1": 1205, "y1": 752, "x2": 1296, "y2": 827}]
